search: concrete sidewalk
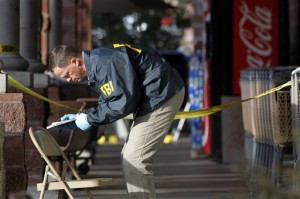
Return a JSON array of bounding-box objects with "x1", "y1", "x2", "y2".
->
[{"x1": 27, "y1": 137, "x2": 251, "y2": 199}]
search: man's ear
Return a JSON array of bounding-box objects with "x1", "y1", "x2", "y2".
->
[{"x1": 70, "y1": 57, "x2": 81, "y2": 66}]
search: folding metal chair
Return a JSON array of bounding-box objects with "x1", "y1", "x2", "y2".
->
[
  {"x1": 29, "y1": 127, "x2": 117, "y2": 199},
  {"x1": 47, "y1": 100, "x2": 105, "y2": 175}
]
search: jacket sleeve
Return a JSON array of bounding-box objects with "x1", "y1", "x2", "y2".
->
[{"x1": 84, "y1": 51, "x2": 141, "y2": 125}]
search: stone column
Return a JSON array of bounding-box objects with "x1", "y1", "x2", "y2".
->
[
  {"x1": 0, "y1": 93, "x2": 27, "y2": 195},
  {"x1": 49, "y1": 0, "x2": 62, "y2": 51},
  {"x1": 20, "y1": 0, "x2": 46, "y2": 73},
  {"x1": 0, "y1": 0, "x2": 29, "y2": 71},
  {"x1": 0, "y1": 123, "x2": 6, "y2": 199}
]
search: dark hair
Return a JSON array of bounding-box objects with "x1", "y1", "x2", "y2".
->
[{"x1": 48, "y1": 45, "x2": 82, "y2": 71}]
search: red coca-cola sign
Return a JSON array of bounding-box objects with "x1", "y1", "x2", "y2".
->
[{"x1": 233, "y1": 0, "x2": 278, "y2": 94}]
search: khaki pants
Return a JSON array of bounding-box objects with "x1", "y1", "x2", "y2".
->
[{"x1": 122, "y1": 88, "x2": 185, "y2": 199}]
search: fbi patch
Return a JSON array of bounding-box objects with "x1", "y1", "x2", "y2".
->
[{"x1": 100, "y1": 81, "x2": 114, "y2": 96}]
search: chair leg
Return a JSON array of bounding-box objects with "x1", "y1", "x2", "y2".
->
[
  {"x1": 39, "y1": 165, "x2": 50, "y2": 199},
  {"x1": 60, "y1": 182, "x2": 75, "y2": 199},
  {"x1": 84, "y1": 189, "x2": 94, "y2": 199},
  {"x1": 60, "y1": 162, "x2": 75, "y2": 199},
  {"x1": 61, "y1": 161, "x2": 68, "y2": 180},
  {"x1": 58, "y1": 190, "x2": 67, "y2": 199}
]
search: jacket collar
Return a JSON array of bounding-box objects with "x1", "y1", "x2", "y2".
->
[{"x1": 82, "y1": 50, "x2": 95, "y2": 85}]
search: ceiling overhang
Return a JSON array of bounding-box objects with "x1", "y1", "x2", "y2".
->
[{"x1": 92, "y1": 0, "x2": 172, "y2": 13}]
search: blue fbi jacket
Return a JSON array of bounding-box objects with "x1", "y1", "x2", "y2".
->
[{"x1": 83, "y1": 44, "x2": 184, "y2": 125}]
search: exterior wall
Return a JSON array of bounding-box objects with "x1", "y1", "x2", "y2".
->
[
  {"x1": 24, "y1": 89, "x2": 49, "y2": 185},
  {"x1": 76, "y1": 0, "x2": 92, "y2": 50},
  {"x1": 0, "y1": 94, "x2": 27, "y2": 195},
  {"x1": 62, "y1": 0, "x2": 76, "y2": 46},
  {"x1": 0, "y1": 123, "x2": 5, "y2": 198},
  {"x1": 62, "y1": 0, "x2": 92, "y2": 50}
]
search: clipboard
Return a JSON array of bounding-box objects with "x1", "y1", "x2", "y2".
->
[{"x1": 46, "y1": 118, "x2": 76, "y2": 129}]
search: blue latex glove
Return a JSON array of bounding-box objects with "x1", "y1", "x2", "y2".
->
[
  {"x1": 75, "y1": 113, "x2": 92, "y2": 131},
  {"x1": 58, "y1": 114, "x2": 77, "y2": 129}
]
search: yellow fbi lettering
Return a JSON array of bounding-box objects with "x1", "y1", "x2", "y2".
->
[
  {"x1": 100, "y1": 81, "x2": 115, "y2": 96},
  {"x1": 113, "y1": 43, "x2": 141, "y2": 53}
]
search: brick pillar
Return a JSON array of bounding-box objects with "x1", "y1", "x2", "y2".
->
[
  {"x1": 24, "y1": 89, "x2": 49, "y2": 186},
  {"x1": 5, "y1": 68, "x2": 49, "y2": 188},
  {"x1": 0, "y1": 93, "x2": 27, "y2": 195},
  {"x1": 0, "y1": 122, "x2": 6, "y2": 199}
]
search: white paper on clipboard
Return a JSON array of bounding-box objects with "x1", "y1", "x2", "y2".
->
[{"x1": 46, "y1": 118, "x2": 76, "y2": 129}]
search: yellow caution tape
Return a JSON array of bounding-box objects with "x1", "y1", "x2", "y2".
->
[
  {"x1": 1, "y1": 70, "x2": 292, "y2": 120},
  {"x1": 0, "y1": 44, "x2": 18, "y2": 54},
  {"x1": 1, "y1": 70, "x2": 78, "y2": 112},
  {"x1": 126, "y1": 81, "x2": 292, "y2": 120}
]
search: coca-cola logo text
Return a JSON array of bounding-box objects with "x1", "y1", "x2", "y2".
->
[{"x1": 239, "y1": 1, "x2": 272, "y2": 68}]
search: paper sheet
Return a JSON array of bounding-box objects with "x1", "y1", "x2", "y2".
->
[{"x1": 46, "y1": 118, "x2": 76, "y2": 129}]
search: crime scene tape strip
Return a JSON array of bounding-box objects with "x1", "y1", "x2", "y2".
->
[
  {"x1": 1, "y1": 70, "x2": 78, "y2": 112},
  {"x1": 173, "y1": 81, "x2": 292, "y2": 120},
  {"x1": 121, "y1": 81, "x2": 292, "y2": 120},
  {"x1": 1, "y1": 70, "x2": 292, "y2": 120},
  {"x1": 0, "y1": 44, "x2": 18, "y2": 54}
]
